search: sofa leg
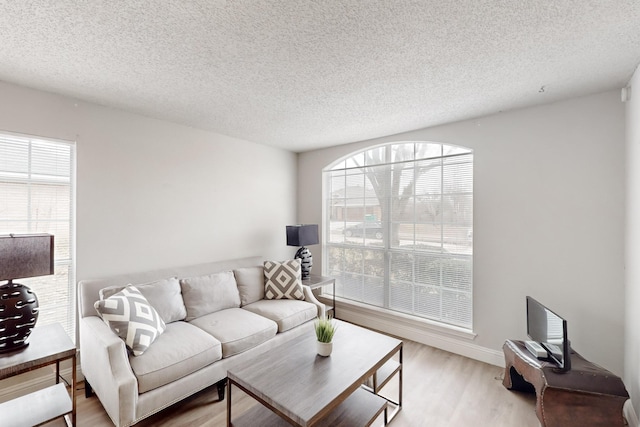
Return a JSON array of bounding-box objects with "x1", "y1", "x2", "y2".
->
[
  {"x1": 85, "y1": 380, "x2": 94, "y2": 398},
  {"x1": 216, "y1": 379, "x2": 226, "y2": 401}
]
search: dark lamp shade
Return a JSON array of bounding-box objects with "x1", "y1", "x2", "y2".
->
[
  {"x1": 286, "y1": 224, "x2": 319, "y2": 247},
  {"x1": 0, "y1": 234, "x2": 54, "y2": 281}
]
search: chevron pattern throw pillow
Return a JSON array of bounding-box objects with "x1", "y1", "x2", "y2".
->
[
  {"x1": 264, "y1": 260, "x2": 304, "y2": 300},
  {"x1": 94, "y1": 286, "x2": 166, "y2": 356}
]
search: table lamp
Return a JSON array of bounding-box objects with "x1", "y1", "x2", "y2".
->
[
  {"x1": 286, "y1": 224, "x2": 319, "y2": 279},
  {"x1": 0, "y1": 234, "x2": 54, "y2": 353}
]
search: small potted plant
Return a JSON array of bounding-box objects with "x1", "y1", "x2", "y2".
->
[{"x1": 315, "y1": 314, "x2": 337, "y2": 356}]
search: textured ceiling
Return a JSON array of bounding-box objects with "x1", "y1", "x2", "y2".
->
[{"x1": 0, "y1": 1, "x2": 639, "y2": 152}]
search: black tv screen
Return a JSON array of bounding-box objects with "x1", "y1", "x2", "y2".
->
[{"x1": 526, "y1": 296, "x2": 571, "y2": 371}]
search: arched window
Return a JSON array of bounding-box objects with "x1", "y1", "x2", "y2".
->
[{"x1": 323, "y1": 141, "x2": 473, "y2": 329}]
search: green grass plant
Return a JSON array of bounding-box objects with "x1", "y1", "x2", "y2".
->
[{"x1": 314, "y1": 315, "x2": 337, "y2": 343}]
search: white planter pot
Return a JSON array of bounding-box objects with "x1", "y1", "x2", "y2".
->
[{"x1": 317, "y1": 341, "x2": 333, "y2": 357}]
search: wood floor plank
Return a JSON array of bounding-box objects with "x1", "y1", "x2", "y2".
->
[{"x1": 42, "y1": 339, "x2": 539, "y2": 427}]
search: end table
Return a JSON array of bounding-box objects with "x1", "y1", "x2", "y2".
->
[
  {"x1": 302, "y1": 275, "x2": 336, "y2": 317},
  {"x1": 0, "y1": 323, "x2": 76, "y2": 426}
]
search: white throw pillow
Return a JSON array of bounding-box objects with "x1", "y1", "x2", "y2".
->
[{"x1": 94, "y1": 286, "x2": 166, "y2": 356}]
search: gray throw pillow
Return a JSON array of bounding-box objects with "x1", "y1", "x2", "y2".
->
[
  {"x1": 263, "y1": 260, "x2": 304, "y2": 300},
  {"x1": 180, "y1": 271, "x2": 241, "y2": 321}
]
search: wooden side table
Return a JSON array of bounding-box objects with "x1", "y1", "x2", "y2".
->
[
  {"x1": 0, "y1": 323, "x2": 76, "y2": 426},
  {"x1": 502, "y1": 339, "x2": 628, "y2": 427},
  {"x1": 302, "y1": 275, "x2": 336, "y2": 317}
]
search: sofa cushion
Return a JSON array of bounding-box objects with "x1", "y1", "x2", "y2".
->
[
  {"x1": 263, "y1": 260, "x2": 304, "y2": 300},
  {"x1": 94, "y1": 286, "x2": 166, "y2": 356},
  {"x1": 189, "y1": 308, "x2": 277, "y2": 358},
  {"x1": 129, "y1": 321, "x2": 222, "y2": 393},
  {"x1": 100, "y1": 277, "x2": 187, "y2": 324},
  {"x1": 242, "y1": 299, "x2": 317, "y2": 332},
  {"x1": 234, "y1": 266, "x2": 265, "y2": 306},
  {"x1": 180, "y1": 271, "x2": 241, "y2": 321}
]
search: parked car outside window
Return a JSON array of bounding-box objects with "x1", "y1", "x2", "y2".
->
[{"x1": 343, "y1": 222, "x2": 383, "y2": 239}]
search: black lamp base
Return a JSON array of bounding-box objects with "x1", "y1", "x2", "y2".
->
[
  {"x1": 0, "y1": 342, "x2": 29, "y2": 354},
  {"x1": 295, "y1": 246, "x2": 313, "y2": 279},
  {"x1": 0, "y1": 281, "x2": 39, "y2": 354}
]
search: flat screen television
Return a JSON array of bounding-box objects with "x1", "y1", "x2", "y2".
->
[{"x1": 526, "y1": 296, "x2": 571, "y2": 371}]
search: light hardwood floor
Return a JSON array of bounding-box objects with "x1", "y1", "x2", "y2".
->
[{"x1": 45, "y1": 339, "x2": 539, "y2": 427}]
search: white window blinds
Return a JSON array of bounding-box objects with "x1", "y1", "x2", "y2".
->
[
  {"x1": 324, "y1": 142, "x2": 473, "y2": 329},
  {"x1": 0, "y1": 132, "x2": 76, "y2": 341}
]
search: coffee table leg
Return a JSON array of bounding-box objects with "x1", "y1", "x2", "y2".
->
[
  {"x1": 226, "y1": 378, "x2": 232, "y2": 427},
  {"x1": 72, "y1": 352, "x2": 77, "y2": 426},
  {"x1": 385, "y1": 344, "x2": 403, "y2": 423},
  {"x1": 399, "y1": 345, "x2": 403, "y2": 409}
]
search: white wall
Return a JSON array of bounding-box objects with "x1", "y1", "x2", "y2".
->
[
  {"x1": 299, "y1": 90, "x2": 626, "y2": 374},
  {"x1": 625, "y1": 65, "x2": 640, "y2": 416},
  {"x1": 0, "y1": 81, "x2": 297, "y2": 281}
]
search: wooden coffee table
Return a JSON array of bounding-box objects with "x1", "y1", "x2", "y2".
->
[{"x1": 227, "y1": 320, "x2": 402, "y2": 427}]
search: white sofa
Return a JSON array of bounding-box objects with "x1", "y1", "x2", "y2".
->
[{"x1": 77, "y1": 256, "x2": 324, "y2": 427}]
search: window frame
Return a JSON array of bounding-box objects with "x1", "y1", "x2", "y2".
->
[
  {"x1": 323, "y1": 141, "x2": 473, "y2": 330},
  {"x1": 0, "y1": 131, "x2": 76, "y2": 342}
]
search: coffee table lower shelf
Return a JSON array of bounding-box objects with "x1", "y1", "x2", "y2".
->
[
  {"x1": 364, "y1": 358, "x2": 402, "y2": 422},
  {"x1": 230, "y1": 387, "x2": 387, "y2": 427}
]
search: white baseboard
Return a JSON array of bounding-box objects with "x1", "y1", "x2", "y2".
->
[{"x1": 333, "y1": 298, "x2": 505, "y2": 367}]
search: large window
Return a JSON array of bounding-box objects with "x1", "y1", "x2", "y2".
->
[
  {"x1": 0, "y1": 132, "x2": 76, "y2": 341},
  {"x1": 324, "y1": 142, "x2": 473, "y2": 329}
]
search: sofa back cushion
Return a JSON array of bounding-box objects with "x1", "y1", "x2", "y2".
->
[
  {"x1": 233, "y1": 266, "x2": 265, "y2": 306},
  {"x1": 180, "y1": 271, "x2": 241, "y2": 321},
  {"x1": 78, "y1": 256, "x2": 263, "y2": 319},
  {"x1": 100, "y1": 277, "x2": 187, "y2": 324}
]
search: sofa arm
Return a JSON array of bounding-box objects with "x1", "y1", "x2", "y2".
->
[
  {"x1": 302, "y1": 286, "x2": 326, "y2": 318},
  {"x1": 79, "y1": 316, "x2": 138, "y2": 427}
]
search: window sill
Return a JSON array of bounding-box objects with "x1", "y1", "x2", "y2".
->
[
  {"x1": 330, "y1": 296, "x2": 477, "y2": 341},
  {"x1": 318, "y1": 296, "x2": 505, "y2": 367}
]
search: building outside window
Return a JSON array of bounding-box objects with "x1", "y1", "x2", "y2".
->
[
  {"x1": 323, "y1": 141, "x2": 473, "y2": 329},
  {"x1": 0, "y1": 132, "x2": 76, "y2": 341}
]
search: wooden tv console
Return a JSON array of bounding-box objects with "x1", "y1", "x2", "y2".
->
[{"x1": 502, "y1": 339, "x2": 629, "y2": 427}]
